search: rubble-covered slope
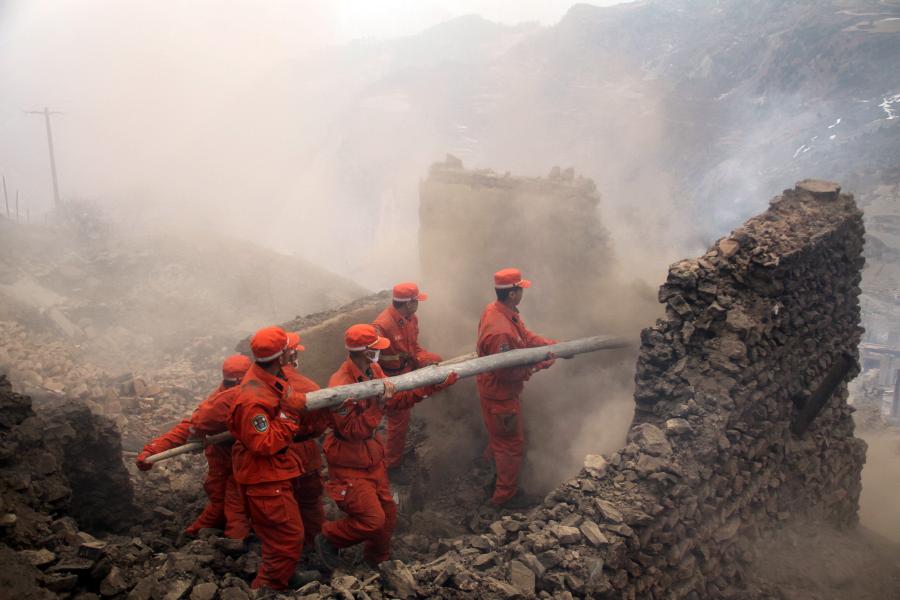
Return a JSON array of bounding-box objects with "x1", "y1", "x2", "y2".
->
[{"x1": 0, "y1": 219, "x2": 367, "y2": 374}]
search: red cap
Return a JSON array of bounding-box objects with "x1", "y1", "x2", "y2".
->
[
  {"x1": 286, "y1": 331, "x2": 305, "y2": 352},
  {"x1": 345, "y1": 324, "x2": 390, "y2": 352},
  {"x1": 250, "y1": 326, "x2": 289, "y2": 362},
  {"x1": 222, "y1": 354, "x2": 252, "y2": 381},
  {"x1": 494, "y1": 267, "x2": 532, "y2": 289},
  {"x1": 392, "y1": 282, "x2": 428, "y2": 302}
]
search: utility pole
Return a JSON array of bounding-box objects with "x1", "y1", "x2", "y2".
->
[
  {"x1": 25, "y1": 107, "x2": 63, "y2": 208},
  {"x1": 2, "y1": 175, "x2": 8, "y2": 217},
  {"x1": 15, "y1": 190, "x2": 19, "y2": 220}
]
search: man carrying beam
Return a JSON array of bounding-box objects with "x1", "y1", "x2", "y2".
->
[
  {"x1": 227, "y1": 326, "x2": 311, "y2": 591},
  {"x1": 135, "y1": 354, "x2": 252, "y2": 539},
  {"x1": 373, "y1": 282, "x2": 443, "y2": 481},
  {"x1": 315, "y1": 324, "x2": 458, "y2": 570},
  {"x1": 476, "y1": 268, "x2": 557, "y2": 509}
]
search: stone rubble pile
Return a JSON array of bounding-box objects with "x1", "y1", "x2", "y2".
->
[{"x1": 0, "y1": 319, "x2": 222, "y2": 453}]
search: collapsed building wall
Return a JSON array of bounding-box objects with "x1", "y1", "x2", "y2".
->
[
  {"x1": 418, "y1": 156, "x2": 616, "y2": 348},
  {"x1": 399, "y1": 180, "x2": 867, "y2": 598}
]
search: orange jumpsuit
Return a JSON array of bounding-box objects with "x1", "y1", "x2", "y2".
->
[
  {"x1": 476, "y1": 301, "x2": 555, "y2": 506},
  {"x1": 228, "y1": 364, "x2": 305, "y2": 590},
  {"x1": 320, "y1": 359, "x2": 424, "y2": 566},
  {"x1": 373, "y1": 306, "x2": 442, "y2": 468},
  {"x1": 282, "y1": 365, "x2": 330, "y2": 549},
  {"x1": 187, "y1": 385, "x2": 251, "y2": 539},
  {"x1": 138, "y1": 385, "x2": 250, "y2": 539}
]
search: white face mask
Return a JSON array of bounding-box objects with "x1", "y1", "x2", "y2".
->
[{"x1": 364, "y1": 348, "x2": 380, "y2": 363}]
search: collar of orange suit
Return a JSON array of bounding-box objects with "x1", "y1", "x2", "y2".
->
[
  {"x1": 343, "y1": 357, "x2": 376, "y2": 383},
  {"x1": 246, "y1": 362, "x2": 290, "y2": 404},
  {"x1": 492, "y1": 300, "x2": 521, "y2": 321},
  {"x1": 387, "y1": 304, "x2": 410, "y2": 326}
]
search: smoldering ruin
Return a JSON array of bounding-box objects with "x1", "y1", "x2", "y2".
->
[
  {"x1": 3, "y1": 1, "x2": 900, "y2": 598},
  {"x1": 2, "y1": 163, "x2": 898, "y2": 599}
]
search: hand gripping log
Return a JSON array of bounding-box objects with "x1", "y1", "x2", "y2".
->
[{"x1": 145, "y1": 335, "x2": 627, "y2": 464}]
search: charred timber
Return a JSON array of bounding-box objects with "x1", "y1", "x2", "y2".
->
[{"x1": 146, "y1": 335, "x2": 627, "y2": 463}]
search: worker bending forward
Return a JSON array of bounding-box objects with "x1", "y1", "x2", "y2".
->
[
  {"x1": 316, "y1": 324, "x2": 457, "y2": 569},
  {"x1": 136, "y1": 355, "x2": 252, "y2": 539},
  {"x1": 228, "y1": 326, "x2": 309, "y2": 591},
  {"x1": 373, "y1": 282, "x2": 442, "y2": 477},
  {"x1": 476, "y1": 268, "x2": 556, "y2": 508}
]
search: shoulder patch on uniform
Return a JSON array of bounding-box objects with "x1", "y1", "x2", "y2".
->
[
  {"x1": 251, "y1": 414, "x2": 269, "y2": 432},
  {"x1": 499, "y1": 343, "x2": 510, "y2": 352},
  {"x1": 334, "y1": 405, "x2": 351, "y2": 416}
]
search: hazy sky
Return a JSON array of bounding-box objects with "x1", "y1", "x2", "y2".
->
[
  {"x1": 0, "y1": 0, "x2": 627, "y2": 215},
  {"x1": 0, "y1": 0, "x2": 630, "y2": 286}
]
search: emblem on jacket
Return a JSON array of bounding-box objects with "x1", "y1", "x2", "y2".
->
[
  {"x1": 252, "y1": 414, "x2": 269, "y2": 432},
  {"x1": 500, "y1": 343, "x2": 510, "y2": 352}
]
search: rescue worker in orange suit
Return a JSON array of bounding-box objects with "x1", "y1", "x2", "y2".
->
[
  {"x1": 227, "y1": 326, "x2": 311, "y2": 591},
  {"x1": 315, "y1": 324, "x2": 457, "y2": 570},
  {"x1": 280, "y1": 331, "x2": 331, "y2": 551},
  {"x1": 476, "y1": 268, "x2": 557, "y2": 508},
  {"x1": 136, "y1": 354, "x2": 252, "y2": 539},
  {"x1": 372, "y1": 282, "x2": 443, "y2": 480}
]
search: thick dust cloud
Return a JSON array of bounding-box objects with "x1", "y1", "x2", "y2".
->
[{"x1": 412, "y1": 159, "x2": 665, "y2": 494}]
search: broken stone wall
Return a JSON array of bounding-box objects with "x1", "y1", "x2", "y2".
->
[
  {"x1": 620, "y1": 180, "x2": 866, "y2": 595},
  {"x1": 418, "y1": 156, "x2": 614, "y2": 347},
  {"x1": 403, "y1": 181, "x2": 868, "y2": 598}
]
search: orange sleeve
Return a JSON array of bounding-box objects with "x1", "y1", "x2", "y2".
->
[
  {"x1": 482, "y1": 331, "x2": 533, "y2": 384},
  {"x1": 289, "y1": 373, "x2": 330, "y2": 438},
  {"x1": 331, "y1": 400, "x2": 383, "y2": 440},
  {"x1": 232, "y1": 400, "x2": 298, "y2": 456},
  {"x1": 523, "y1": 326, "x2": 556, "y2": 348},
  {"x1": 191, "y1": 388, "x2": 236, "y2": 436},
  {"x1": 141, "y1": 419, "x2": 193, "y2": 455}
]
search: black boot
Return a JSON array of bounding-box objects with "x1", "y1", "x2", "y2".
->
[
  {"x1": 315, "y1": 533, "x2": 341, "y2": 572},
  {"x1": 497, "y1": 489, "x2": 541, "y2": 510},
  {"x1": 287, "y1": 568, "x2": 321, "y2": 589},
  {"x1": 387, "y1": 465, "x2": 411, "y2": 485}
]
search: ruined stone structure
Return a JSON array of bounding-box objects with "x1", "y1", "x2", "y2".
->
[
  {"x1": 399, "y1": 180, "x2": 868, "y2": 598},
  {"x1": 419, "y1": 156, "x2": 613, "y2": 345}
]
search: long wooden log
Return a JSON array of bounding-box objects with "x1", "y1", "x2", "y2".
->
[{"x1": 145, "y1": 335, "x2": 627, "y2": 463}]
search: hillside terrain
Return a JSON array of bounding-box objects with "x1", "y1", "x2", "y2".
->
[
  {"x1": 0, "y1": 216, "x2": 366, "y2": 376},
  {"x1": 261, "y1": 0, "x2": 900, "y2": 281}
]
